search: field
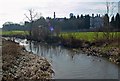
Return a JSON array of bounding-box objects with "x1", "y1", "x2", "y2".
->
[
  {"x1": 0, "y1": 31, "x2": 2, "y2": 35},
  {"x1": 0, "y1": 28, "x2": 2, "y2": 35},
  {"x1": 2, "y1": 30, "x2": 29, "y2": 36},
  {"x1": 1, "y1": 31, "x2": 120, "y2": 42},
  {"x1": 60, "y1": 32, "x2": 120, "y2": 42}
]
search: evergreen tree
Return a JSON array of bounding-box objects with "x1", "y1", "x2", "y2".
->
[
  {"x1": 81, "y1": 14, "x2": 84, "y2": 19},
  {"x1": 110, "y1": 16, "x2": 115, "y2": 28},
  {"x1": 77, "y1": 15, "x2": 80, "y2": 19},
  {"x1": 84, "y1": 15, "x2": 90, "y2": 29},
  {"x1": 115, "y1": 13, "x2": 120, "y2": 30},
  {"x1": 73, "y1": 16, "x2": 76, "y2": 19},
  {"x1": 103, "y1": 14, "x2": 110, "y2": 40},
  {"x1": 103, "y1": 14, "x2": 109, "y2": 29}
]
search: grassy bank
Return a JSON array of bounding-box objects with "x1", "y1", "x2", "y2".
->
[
  {"x1": 0, "y1": 28, "x2": 1, "y2": 33},
  {"x1": 2, "y1": 31, "x2": 120, "y2": 43},
  {"x1": 59, "y1": 32, "x2": 120, "y2": 65},
  {"x1": 0, "y1": 31, "x2": 2, "y2": 35},
  {"x1": 2, "y1": 31, "x2": 120, "y2": 65},
  {"x1": 60, "y1": 32, "x2": 120, "y2": 42}
]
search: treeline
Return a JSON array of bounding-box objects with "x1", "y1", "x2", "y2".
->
[
  {"x1": 2, "y1": 14, "x2": 91, "y2": 31},
  {"x1": 2, "y1": 17, "x2": 48, "y2": 31},
  {"x1": 47, "y1": 14, "x2": 90, "y2": 31},
  {"x1": 49, "y1": 13, "x2": 120, "y2": 31},
  {"x1": 110, "y1": 13, "x2": 120, "y2": 31},
  {"x1": 2, "y1": 22, "x2": 29, "y2": 31},
  {"x1": 2, "y1": 13, "x2": 120, "y2": 31}
]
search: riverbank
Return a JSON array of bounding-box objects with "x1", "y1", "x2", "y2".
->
[
  {"x1": 80, "y1": 46, "x2": 120, "y2": 64},
  {"x1": 60, "y1": 32, "x2": 120, "y2": 64},
  {"x1": 2, "y1": 39, "x2": 54, "y2": 80},
  {"x1": 2, "y1": 35, "x2": 120, "y2": 65},
  {"x1": 67, "y1": 39, "x2": 120, "y2": 65}
]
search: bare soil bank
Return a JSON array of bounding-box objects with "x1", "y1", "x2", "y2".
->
[{"x1": 2, "y1": 39, "x2": 54, "y2": 81}]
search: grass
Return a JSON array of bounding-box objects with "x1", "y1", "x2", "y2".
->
[
  {"x1": 2, "y1": 30, "x2": 29, "y2": 36},
  {"x1": 0, "y1": 32, "x2": 2, "y2": 35},
  {"x1": 60, "y1": 32, "x2": 120, "y2": 42},
  {"x1": 0, "y1": 29, "x2": 2, "y2": 35},
  {"x1": 1, "y1": 31, "x2": 120, "y2": 43}
]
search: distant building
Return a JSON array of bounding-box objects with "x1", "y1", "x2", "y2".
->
[
  {"x1": 55, "y1": 18, "x2": 65, "y2": 22},
  {"x1": 90, "y1": 14, "x2": 103, "y2": 28},
  {"x1": 118, "y1": 1, "x2": 120, "y2": 14},
  {"x1": 54, "y1": 12, "x2": 56, "y2": 19},
  {"x1": 52, "y1": 12, "x2": 65, "y2": 21}
]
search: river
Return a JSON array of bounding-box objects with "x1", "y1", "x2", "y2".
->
[{"x1": 12, "y1": 38, "x2": 120, "y2": 79}]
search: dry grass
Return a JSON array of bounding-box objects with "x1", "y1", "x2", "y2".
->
[{"x1": 2, "y1": 39, "x2": 21, "y2": 62}]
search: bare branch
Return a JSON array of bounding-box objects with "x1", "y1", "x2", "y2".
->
[
  {"x1": 29, "y1": 9, "x2": 33, "y2": 21},
  {"x1": 106, "y1": 1, "x2": 116, "y2": 17},
  {"x1": 33, "y1": 13, "x2": 38, "y2": 19},
  {"x1": 24, "y1": 14, "x2": 31, "y2": 21},
  {"x1": 106, "y1": 1, "x2": 110, "y2": 14},
  {"x1": 110, "y1": 2, "x2": 116, "y2": 17}
]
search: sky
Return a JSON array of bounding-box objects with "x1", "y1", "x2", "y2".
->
[{"x1": 0, "y1": 0, "x2": 119, "y2": 28}]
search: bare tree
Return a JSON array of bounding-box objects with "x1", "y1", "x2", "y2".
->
[
  {"x1": 106, "y1": 1, "x2": 116, "y2": 17},
  {"x1": 24, "y1": 9, "x2": 39, "y2": 39},
  {"x1": 103, "y1": 1, "x2": 116, "y2": 41},
  {"x1": 110, "y1": 2, "x2": 117, "y2": 40},
  {"x1": 24, "y1": 9, "x2": 40, "y2": 52},
  {"x1": 106, "y1": 1, "x2": 110, "y2": 14},
  {"x1": 103, "y1": 14, "x2": 110, "y2": 40}
]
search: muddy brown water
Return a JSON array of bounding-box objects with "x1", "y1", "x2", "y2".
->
[{"x1": 6, "y1": 38, "x2": 120, "y2": 79}]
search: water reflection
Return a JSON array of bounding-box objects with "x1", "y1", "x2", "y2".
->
[{"x1": 14, "y1": 38, "x2": 119, "y2": 79}]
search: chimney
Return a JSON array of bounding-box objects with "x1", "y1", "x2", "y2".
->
[{"x1": 54, "y1": 12, "x2": 56, "y2": 19}]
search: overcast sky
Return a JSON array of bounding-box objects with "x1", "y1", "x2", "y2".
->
[{"x1": 0, "y1": 0, "x2": 119, "y2": 27}]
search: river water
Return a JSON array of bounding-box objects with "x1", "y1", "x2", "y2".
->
[{"x1": 13, "y1": 38, "x2": 120, "y2": 79}]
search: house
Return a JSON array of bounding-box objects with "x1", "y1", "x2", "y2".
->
[{"x1": 90, "y1": 14, "x2": 104, "y2": 28}]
